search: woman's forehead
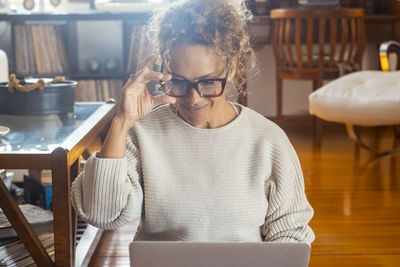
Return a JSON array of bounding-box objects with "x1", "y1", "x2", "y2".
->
[{"x1": 167, "y1": 45, "x2": 226, "y2": 78}]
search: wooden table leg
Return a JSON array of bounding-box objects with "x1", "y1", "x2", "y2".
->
[
  {"x1": 0, "y1": 177, "x2": 53, "y2": 267},
  {"x1": 51, "y1": 148, "x2": 74, "y2": 267}
]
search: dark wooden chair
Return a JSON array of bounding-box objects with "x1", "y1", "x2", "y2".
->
[{"x1": 270, "y1": 8, "x2": 366, "y2": 145}]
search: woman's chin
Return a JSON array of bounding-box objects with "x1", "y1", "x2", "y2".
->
[
  {"x1": 176, "y1": 104, "x2": 210, "y2": 127},
  {"x1": 182, "y1": 114, "x2": 208, "y2": 128},
  {"x1": 175, "y1": 109, "x2": 205, "y2": 127}
]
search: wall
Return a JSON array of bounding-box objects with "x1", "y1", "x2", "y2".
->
[{"x1": 246, "y1": 43, "x2": 381, "y2": 117}]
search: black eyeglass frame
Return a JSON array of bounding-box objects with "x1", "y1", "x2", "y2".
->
[{"x1": 158, "y1": 62, "x2": 229, "y2": 98}]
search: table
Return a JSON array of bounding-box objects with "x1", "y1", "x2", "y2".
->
[{"x1": 0, "y1": 102, "x2": 116, "y2": 267}]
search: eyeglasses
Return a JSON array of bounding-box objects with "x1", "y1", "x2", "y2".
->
[{"x1": 159, "y1": 71, "x2": 228, "y2": 98}]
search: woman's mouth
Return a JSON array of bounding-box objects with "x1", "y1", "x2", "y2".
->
[{"x1": 183, "y1": 103, "x2": 208, "y2": 113}]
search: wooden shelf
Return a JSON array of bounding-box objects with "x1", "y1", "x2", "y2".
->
[
  {"x1": 0, "y1": 12, "x2": 151, "y2": 23},
  {"x1": 69, "y1": 73, "x2": 126, "y2": 80},
  {"x1": 3, "y1": 11, "x2": 148, "y2": 90}
]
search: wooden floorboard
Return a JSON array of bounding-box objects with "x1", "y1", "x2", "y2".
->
[
  {"x1": 310, "y1": 255, "x2": 400, "y2": 266},
  {"x1": 88, "y1": 122, "x2": 400, "y2": 266},
  {"x1": 88, "y1": 222, "x2": 138, "y2": 266}
]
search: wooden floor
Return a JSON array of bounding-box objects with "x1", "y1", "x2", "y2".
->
[{"x1": 88, "y1": 122, "x2": 400, "y2": 267}]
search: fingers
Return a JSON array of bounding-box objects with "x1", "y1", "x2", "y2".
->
[
  {"x1": 125, "y1": 67, "x2": 171, "y2": 91},
  {"x1": 123, "y1": 53, "x2": 170, "y2": 96},
  {"x1": 138, "y1": 68, "x2": 171, "y2": 83},
  {"x1": 126, "y1": 53, "x2": 170, "y2": 86}
]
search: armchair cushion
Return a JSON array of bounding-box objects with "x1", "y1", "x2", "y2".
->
[{"x1": 309, "y1": 70, "x2": 400, "y2": 126}]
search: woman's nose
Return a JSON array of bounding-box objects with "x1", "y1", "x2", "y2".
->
[{"x1": 185, "y1": 86, "x2": 202, "y2": 103}]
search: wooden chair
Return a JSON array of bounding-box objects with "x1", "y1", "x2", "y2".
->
[{"x1": 270, "y1": 8, "x2": 366, "y2": 144}]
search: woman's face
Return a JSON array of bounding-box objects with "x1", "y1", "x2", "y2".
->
[{"x1": 167, "y1": 44, "x2": 233, "y2": 128}]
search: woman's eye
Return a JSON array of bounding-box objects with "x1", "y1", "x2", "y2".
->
[
  {"x1": 171, "y1": 79, "x2": 187, "y2": 87},
  {"x1": 200, "y1": 80, "x2": 217, "y2": 86}
]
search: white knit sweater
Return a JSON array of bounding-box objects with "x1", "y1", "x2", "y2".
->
[{"x1": 71, "y1": 104, "x2": 315, "y2": 243}]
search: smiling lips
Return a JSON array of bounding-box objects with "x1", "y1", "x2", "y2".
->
[{"x1": 183, "y1": 103, "x2": 208, "y2": 113}]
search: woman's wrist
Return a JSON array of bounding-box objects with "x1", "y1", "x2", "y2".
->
[
  {"x1": 113, "y1": 114, "x2": 136, "y2": 131},
  {"x1": 98, "y1": 116, "x2": 131, "y2": 158}
]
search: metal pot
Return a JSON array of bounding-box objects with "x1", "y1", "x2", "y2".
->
[{"x1": 0, "y1": 78, "x2": 77, "y2": 115}]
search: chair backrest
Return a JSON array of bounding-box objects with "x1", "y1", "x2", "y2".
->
[{"x1": 270, "y1": 8, "x2": 366, "y2": 73}]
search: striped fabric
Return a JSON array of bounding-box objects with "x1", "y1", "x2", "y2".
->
[{"x1": 71, "y1": 103, "x2": 315, "y2": 243}]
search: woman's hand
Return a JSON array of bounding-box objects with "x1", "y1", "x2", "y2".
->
[{"x1": 115, "y1": 54, "x2": 175, "y2": 128}]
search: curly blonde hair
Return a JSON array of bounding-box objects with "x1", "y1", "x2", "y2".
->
[{"x1": 148, "y1": 0, "x2": 256, "y2": 101}]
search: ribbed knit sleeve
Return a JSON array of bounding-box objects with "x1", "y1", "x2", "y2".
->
[
  {"x1": 262, "y1": 132, "x2": 315, "y2": 244},
  {"x1": 71, "y1": 132, "x2": 144, "y2": 230}
]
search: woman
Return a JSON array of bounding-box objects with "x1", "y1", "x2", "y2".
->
[{"x1": 72, "y1": 0, "x2": 315, "y2": 243}]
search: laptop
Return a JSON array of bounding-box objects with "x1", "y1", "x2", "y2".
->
[{"x1": 129, "y1": 241, "x2": 311, "y2": 267}]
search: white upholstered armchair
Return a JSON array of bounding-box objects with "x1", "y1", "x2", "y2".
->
[{"x1": 309, "y1": 41, "x2": 400, "y2": 156}]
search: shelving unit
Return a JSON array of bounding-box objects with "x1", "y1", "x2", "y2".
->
[{"x1": 0, "y1": 12, "x2": 151, "y2": 101}]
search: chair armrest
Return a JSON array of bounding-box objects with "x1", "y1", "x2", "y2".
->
[{"x1": 379, "y1": 40, "x2": 400, "y2": 71}]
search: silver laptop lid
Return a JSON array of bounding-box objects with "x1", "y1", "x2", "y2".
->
[{"x1": 130, "y1": 241, "x2": 311, "y2": 267}]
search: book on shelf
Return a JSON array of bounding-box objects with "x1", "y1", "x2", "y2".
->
[
  {"x1": 101, "y1": 79, "x2": 110, "y2": 100},
  {"x1": 0, "y1": 204, "x2": 53, "y2": 240},
  {"x1": 30, "y1": 25, "x2": 42, "y2": 74},
  {"x1": 96, "y1": 80, "x2": 104, "y2": 101},
  {"x1": 26, "y1": 26, "x2": 36, "y2": 75},
  {"x1": 13, "y1": 24, "x2": 67, "y2": 76},
  {"x1": 75, "y1": 79, "x2": 123, "y2": 102},
  {"x1": 54, "y1": 26, "x2": 68, "y2": 73},
  {"x1": 0, "y1": 233, "x2": 54, "y2": 266},
  {"x1": 13, "y1": 25, "x2": 28, "y2": 75}
]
